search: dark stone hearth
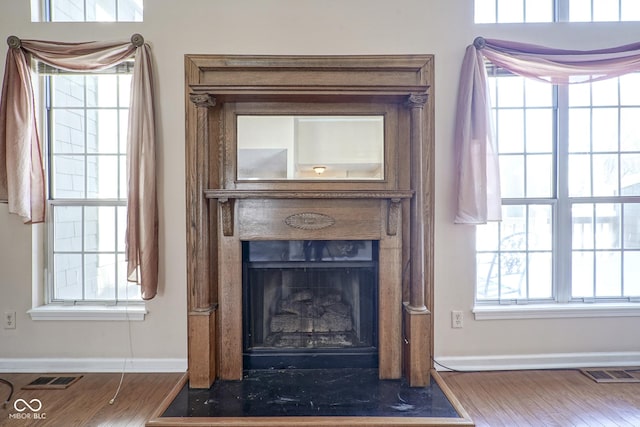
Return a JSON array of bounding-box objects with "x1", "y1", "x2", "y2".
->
[{"x1": 161, "y1": 369, "x2": 460, "y2": 418}]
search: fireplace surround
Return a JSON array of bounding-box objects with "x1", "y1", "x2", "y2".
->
[
  {"x1": 184, "y1": 55, "x2": 435, "y2": 389},
  {"x1": 243, "y1": 240, "x2": 379, "y2": 369}
]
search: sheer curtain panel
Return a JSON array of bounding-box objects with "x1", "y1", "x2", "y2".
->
[
  {"x1": 0, "y1": 34, "x2": 158, "y2": 299},
  {"x1": 454, "y1": 37, "x2": 640, "y2": 224}
]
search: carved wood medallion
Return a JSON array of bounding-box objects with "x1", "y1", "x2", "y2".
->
[{"x1": 284, "y1": 212, "x2": 336, "y2": 230}]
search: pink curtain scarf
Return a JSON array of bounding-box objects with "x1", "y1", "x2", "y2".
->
[
  {"x1": 454, "y1": 37, "x2": 640, "y2": 224},
  {"x1": 0, "y1": 35, "x2": 158, "y2": 299}
]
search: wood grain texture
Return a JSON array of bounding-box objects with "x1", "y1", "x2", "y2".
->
[
  {"x1": 185, "y1": 54, "x2": 435, "y2": 387},
  {"x1": 441, "y1": 369, "x2": 640, "y2": 427},
  {"x1": 0, "y1": 372, "x2": 184, "y2": 427}
]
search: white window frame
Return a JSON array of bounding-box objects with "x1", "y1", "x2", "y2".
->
[
  {"x1": 475, "y1": 69, "x2": 640, "y2": 320},
  {"x1": 31, "y1": 0, "x2": 143, "y2": 22},
  {"x1": 475, "y1": 0, "x2": 640, "y2": 23},
  {"x1": 28, "y1": 63, "x2": 146, "y2": 321}
]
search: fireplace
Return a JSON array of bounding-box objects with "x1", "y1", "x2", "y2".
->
[
  {"x1": 185, "y1": 55, "x2": 435, "y2": 389},
  {"x1": 243, "y1": 240, "x2": 378, "y2": 369}
]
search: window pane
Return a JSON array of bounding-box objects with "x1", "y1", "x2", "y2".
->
[
  {"x1": 525, "y1": 80, "x2": 553, "y2": 107},
  {"x1": 500, "y1": 155, "x2": 525, "y2": 197},
  {"x1": 528, "y1": 205, "x2": 553, "y2": 250},
  {"x1": 621, "y1": 0, "x2": 640, "y2": 21},
  {"x1": 525, "y1": 0, "x2": 553, "y2": 22},
  {"x1": 500, "y1": 252, "x2": 526, "y2": 298},
  {"x1": 497, "y1": 110, "x2": 525, "y2": 153},
  {"x1": 569, "y1": 0, "x2": 593, "y2": 21},
  {"x1": 85, "y1": 206, "x2": 116, "y2": 252},
  {"x1": 621, "y1": 154, "x2": 640, "y2": 195},
  {"x1": 569, "y1": 83, "x2": 591, "y2": 107},
  {"x1": 477, "y1": 252, "x2": 498, "y2": 299},
  {"x1": 51, "y1": 0, "x2": 85, "y2": 21},
  {"x1": 117, "y1": 206, "x2": 127, "y2": 252},
  {"x1": 528, "y1": 252, "x2": 552, "y2": 298},
  {"x1": 53, "y1": 254, "x2": 83, "y2": 299},
  {"x1": 52, "y1": 109, "x2": 86, "y2": 154},
  {"x1": 526, "y1": 154, "x2": 553, "y2": 197},
  {"x1": 119, "y1": 155, "x2": 128, "y2": 198},
  {"x1": 592, "y1": 154, "x2": 619, "y2": 196},
  {"x1": 624, "y1": 252, "x2": 640, "y2": 296},
  {"x1": 591, "y1": 79, "x2": 619, "y2": 106},
  {"x1": 497, "y1": 77, "x2": 525, "y2": 107},
  {"x1": 87, "y1": 75, "x2": 118, "y2": 108},
  {"x1": 477, "y1": 222, "x2": 500, "y2": 251},
  {"x1": 87, "y1": 155, "x2": 119, "y2": 199},
  {"x1": 117, "y1": 0, "x2": 143, "y2": 21},
  {"x1": 568, "y1": 109, "x2": 591, "y2": 153},
  {"x1": 53, "y1": 155, "x2": 86, "y2": 198},
  {"x1": 572, "y1": 251, "x2": 594, "y2": 297},
  {"x1": 84, "y1": 254, "x2": 117, "y2": 299},
  {"x1": 52, "y1": 75, "x2": 85, "y2": 107},
  {"x1": 620, "y1": 108, "x2": 640, "y2": 152},
  {"x1": 47, "y1": 0, "x2": 142, "y2": 21},
  {"x1": 54, "y1": 206, "x2": 83, "y2": 251},
  {"x1": 568, "y1": 154, "x2": 591, "y2": 197},
  {"x1": 593, "y1": 0, "x2": 619, "y2": 21},
  {"x1": 624, "y1": 204, "x2": 640, "y2": 249},
  {"x1": 595, "y1": 251, "x2": 621, "y2": 296},
  {"x1": 86, "y1": 0, "x2": 117, "y2": 21},
  {"x1": 591, "y1": 108, "x2": 618, "y2": 152},
  {"x1": 525, "y1": 109, "x2": 553, "y2": 153},
  {"x1": 573, "y1": 203, "x2": 594, "y2": 250},
  {"x1": 595, "y1": 204, "x2": 621, "y2": 249},
  {"x1": 475, "y1": 0, "x2": 497, "y2": 23},
  {"x1": 497, "y1": 0, "x2": 524, "y2": 22},
  {"x1": 620, "y1": 74, "x2": 640, "y2": 105},
  {"x1": 87, "y1": 109, "x2": 119, "y2": 153}
]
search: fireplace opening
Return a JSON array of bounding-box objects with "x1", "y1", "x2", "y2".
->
[{"x1": 242, "y1": 240, "x2": 379, "y2": 369}]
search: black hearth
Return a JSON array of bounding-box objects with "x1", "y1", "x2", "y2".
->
[{"x1": 242, "y1": 240, "x2": 378, "y2": 369}]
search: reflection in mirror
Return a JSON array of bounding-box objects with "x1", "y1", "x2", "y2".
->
[{"x1": 237, "y1": 115, "x2": 384, "y2": 180}]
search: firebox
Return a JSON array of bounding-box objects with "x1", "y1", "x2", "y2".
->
[{"x1": 242, "y1": 240, "x2": 379, "y2": 369}]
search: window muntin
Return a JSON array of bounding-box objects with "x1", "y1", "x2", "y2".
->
[
  {"x1": 34, "y1": 0, "x2": 143, "y2": 22},
  {"x1": 477, "y1": 70, "x2": 640, "y2": 303},
  {"x1": 45, "y1": 68, "x2": 140, "y2": 302},
  {"x1": 475, "y1": 0, "x2": 640, "y2": 23},
  {"x1": 475, "y1": 0, "x2": 554, "y2": 23}
]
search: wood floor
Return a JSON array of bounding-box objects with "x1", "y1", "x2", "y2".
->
[
  {"x1": 0, "y1": 372, "x2": 185, "y2": 427},
  {"x1": 0, "y1": 370, "x2": 639, "y2": 426},
  {"x1": 441, "y1": 369, "x2": 640, "y2": 427}
]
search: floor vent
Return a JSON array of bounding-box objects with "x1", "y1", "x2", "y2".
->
[
  {"x1": 22, "y1": 375, "x2": 83, "y2": 390},
  {"x1": 580, "y1": 368, "x2": 640, "y2": 383}
]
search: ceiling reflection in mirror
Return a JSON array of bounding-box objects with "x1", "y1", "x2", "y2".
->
[{"x1": 237, "y1": 115, "x2": 384, "y2": 180}]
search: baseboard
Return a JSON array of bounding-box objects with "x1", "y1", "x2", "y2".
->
[
  {"x1": 0, "y1": 358, "x2": 187, "y2": 373},
  {"x1": 434, "y1": 352, "x2": 640, "y2": 372}
]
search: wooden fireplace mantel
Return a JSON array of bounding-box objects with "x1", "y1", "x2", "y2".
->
[{"x1": 185, "y1": 55, "x2": 435, "y2": 389}]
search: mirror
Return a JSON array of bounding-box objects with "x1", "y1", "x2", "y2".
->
[{"x1": 237, "y1": 115, "x2": 384, "y2": 180}]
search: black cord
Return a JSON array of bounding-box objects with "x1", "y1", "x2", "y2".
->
[
  {"x1": 433, "y1": 359, "x2": 463, "y2": 373},
  {"x1": 0, "y1": 378, "x2": 14, "y2": 409}
]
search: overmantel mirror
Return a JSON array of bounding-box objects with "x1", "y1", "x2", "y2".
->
[
  {"x1": 185, "y1": 55, "x2": 435, "y2": 390},
  {"x1": 237, "y1": 114, "x2": 385, "y2": 181}
]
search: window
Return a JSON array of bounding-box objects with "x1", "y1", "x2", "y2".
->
[
  {"x1": 475, "y1": 0, "x2": 640, "y2": 23},
  {"x1": 42, "y1": 63, "x2": 141, "y2": 303},
  {"x1": 476, "y1": 68, "x2": 640, "y2": 303},
  {"x1": 32, "y1": 0, "x2": 143, "y2": 22}
]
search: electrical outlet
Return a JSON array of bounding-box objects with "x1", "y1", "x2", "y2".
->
[
  {"x1": 4, "y1": 311, "x2": 16, "y2": 329},
  {"x1": 451, "y1": 310, "x2": 463, "y2": 329}
]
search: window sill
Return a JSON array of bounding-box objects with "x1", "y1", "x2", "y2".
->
[
  {"x1": 28, "y1": 304, "x2": 147, "y2": 321},
  {"x1": 473, "y1": 302, "x2": 640, "y2": 320}
]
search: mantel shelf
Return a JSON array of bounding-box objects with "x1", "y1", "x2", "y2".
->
[{"x1": 204, "y1": 189, "x2": 414, "y2": 200}]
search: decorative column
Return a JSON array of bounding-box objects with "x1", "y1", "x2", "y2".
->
[
  {"x1": 404, "y1": 92, "x2": 431, "y2": 387},
  {"x1": 187, "y1": 93, "x2": 217, "y2": 388}
]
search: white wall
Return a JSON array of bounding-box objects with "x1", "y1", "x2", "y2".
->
[{"x1": 0, "y1": 0, "x2": 638, "y2": 371}]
